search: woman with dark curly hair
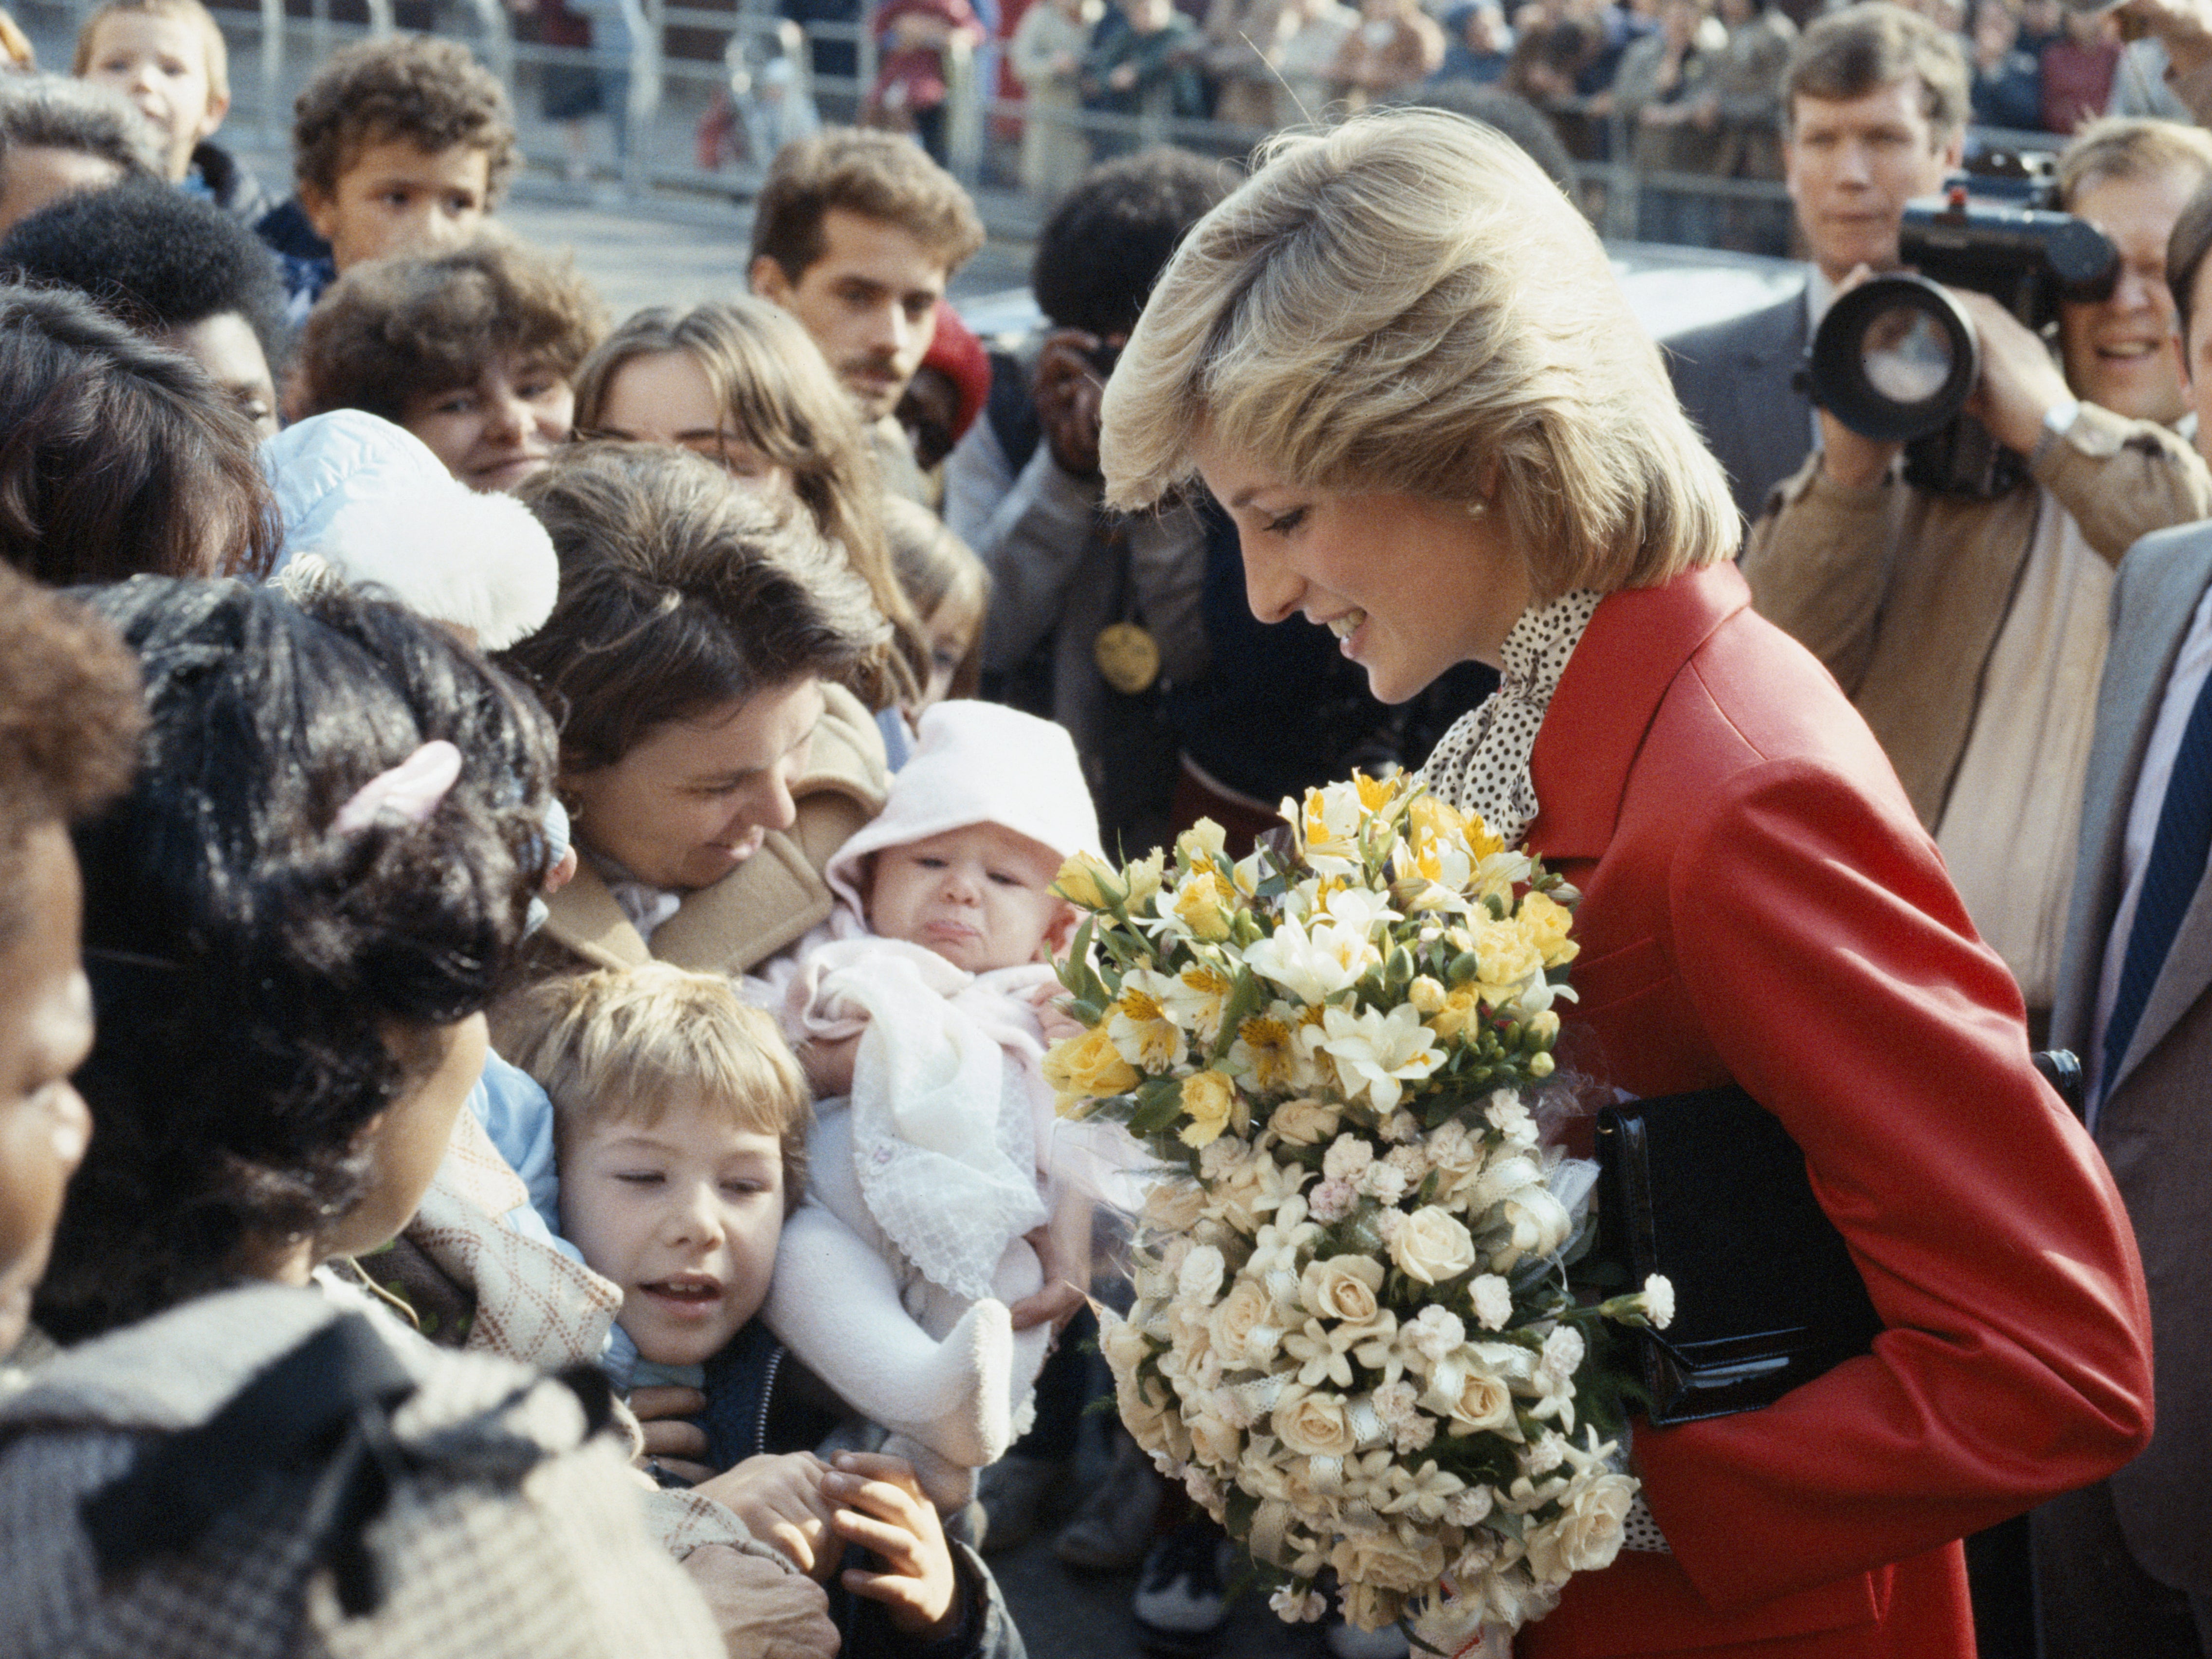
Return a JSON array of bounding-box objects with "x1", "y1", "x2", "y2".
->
[
  {"x1": 291, "y1": 233, "x2": 606, "y2": 495},
  {"x1": 0, "y1": 577, "x2": 737, "y2": 1659}
]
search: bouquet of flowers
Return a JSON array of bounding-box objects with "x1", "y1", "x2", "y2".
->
[{"x1": 1042, "y1": 775, "x2": 1673, "y2": 1654}]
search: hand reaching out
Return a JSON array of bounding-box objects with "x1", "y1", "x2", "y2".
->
[
  {"x1": 694, "y1": 1452, "x2": 843, "y2": 1580},
  {"x1": 822, "y1": 1452, "x2": 964, "y2": 1641},
  {"x1": 630, "y1": 1384, "x2": 714, "y2": 1485}
]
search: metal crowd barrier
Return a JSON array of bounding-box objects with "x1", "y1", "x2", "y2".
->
[{"x1": 18, "y1": 0, "x2": 2057, "y2": 244}]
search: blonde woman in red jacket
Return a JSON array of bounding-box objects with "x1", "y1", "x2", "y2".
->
[{"x1": 1096, "y1": 106, "x2": 2156, "y2": 1659}]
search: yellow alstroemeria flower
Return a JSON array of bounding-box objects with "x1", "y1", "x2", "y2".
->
[{"x1": 1109, "y1": 982, "x2": 1185, "y2": 1071}]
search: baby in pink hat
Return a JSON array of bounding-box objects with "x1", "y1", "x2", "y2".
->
[{"x1": 761, "y1": 701, "x2": 1109, "y2": 1508}]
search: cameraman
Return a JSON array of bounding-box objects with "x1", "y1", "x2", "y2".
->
[{"x1": 1744, "y1": 117, "x2": 2212, "y2": 1039}]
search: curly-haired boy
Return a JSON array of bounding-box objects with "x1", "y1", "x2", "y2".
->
[{"x1": 260, "y1": 35, "x2": 518, "y2": 321}]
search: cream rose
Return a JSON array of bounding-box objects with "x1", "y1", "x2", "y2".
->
[
  {"x1": 1270, "y1": 1095, "x2": 1343, "y2": 1146},
  {"x1": 1178, "y1": 1068, "x2": 1237, "y2": 1149},
  {"x1": 1331, "y1": 1531, "x2": 1447, "y2": 1595},
  {"x1": 1271, "y1": 1386, "x2": 1359, "y2": 1458},
  {"x1": 1523, "y1": 1472, "x2": 1635, "y2": 1586},
  {"x1": 1299, "y1": 1255, "x2": 1386, "y2": 1323},
  {"x1": 1391, "y1": 1205, "x2": 1478, "y2": 1284},
  {"x1": 1424, "y1": 1352, "x2": 1518, "y2": 1434},
  {"x1": 1208, "y1": 1277, "x2": 1275, "y2": 1367},
  {"x1": 1142, "y1": 1178, "x2": 1207, "y2": 1232},
  {"x1": 1187, "y1": 1406, "x2": 1243, "y2": 1468}
]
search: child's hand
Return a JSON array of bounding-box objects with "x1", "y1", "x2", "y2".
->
[
  {"x1": 801, "y1": 1031, "x2": 861, "y2": 1097},
  {"x1": 1020, "y1": 979, "x2": 1085, "y2": 1044},
  {"x1": 630, "y1": 1384, "x2": 714, "y2": 1485},
  {"x1": 822, "y1": 1451, "x2": 964, "y2": 1641},
  {"x1": 695, "y1": 1452, "x2": 842, "y2": 1580}
]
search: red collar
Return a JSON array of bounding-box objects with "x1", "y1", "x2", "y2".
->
[{"x1": 1526, "y1": 560, "x2": 1750, "y2": 863}]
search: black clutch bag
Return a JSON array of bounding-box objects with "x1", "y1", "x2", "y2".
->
[
  {"x1": 1595, "y1": 1053, "x2": 2080, "y2": 1426},
  {"x1": 1595, "y1": 1083, "x2": 1881, "y2": 1426}
]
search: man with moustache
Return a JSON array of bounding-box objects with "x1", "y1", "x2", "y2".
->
[
  {"x1": 1665, "y1": 3, "x2": 1968, "y2": 525},
  {"x1": 1744, "y1": 115, "x2": 2212, "y2": 1046},
  {"x1": 750, "y1": 127, "x2": 985, "y2": 503}
]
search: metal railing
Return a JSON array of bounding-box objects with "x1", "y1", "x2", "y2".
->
[{"x1": 21, "y1": 0, "x2": 2047, "y2": 250}]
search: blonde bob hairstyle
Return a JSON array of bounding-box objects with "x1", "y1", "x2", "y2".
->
[
  {"x1": 1100, "y1": 109, "x2": 1737, "y2": 598},
  {"x1": 572, "y1": 297, "x2": 925, "y2": 710}
]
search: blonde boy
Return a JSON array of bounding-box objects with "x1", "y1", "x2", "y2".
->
[
  {"x1": 73, "y1": 0, "x2": 260, "y2": 212},
  {"x1": 500, "y1": 963, "x2": 985, "y2": 1648}
]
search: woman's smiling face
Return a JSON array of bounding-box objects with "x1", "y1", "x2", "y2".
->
[
  {"x1": 1194, "y1": 440, "x2": 1531, "y2": 704},
  {"x1": 562, "y1": 677, "x2": 825, "y2": 893}
]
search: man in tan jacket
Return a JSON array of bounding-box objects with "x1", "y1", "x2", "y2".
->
[{"x1": 1745, "y1": 116, "x2": 2212, "y2": 1034}]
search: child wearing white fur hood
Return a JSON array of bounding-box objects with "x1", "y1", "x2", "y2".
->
[{"x1": 758, "y1": 700, "x2": 1114, "y2": 1508}]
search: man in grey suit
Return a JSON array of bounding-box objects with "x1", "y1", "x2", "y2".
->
[
  {"x1": 2034, "y1": 182, "x2": 2212, "y2": 1659},
  {"x1": 1663, "y1": 4, "x2": 1965, "y2": 525}
]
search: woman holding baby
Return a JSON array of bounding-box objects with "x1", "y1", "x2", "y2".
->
[{"x1": 1096, "y1": 108, "x2": 2154, "y2": 1659}]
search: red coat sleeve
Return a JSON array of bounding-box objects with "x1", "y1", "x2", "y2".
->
[{"x1": 1628, "y1": 753, "x2": 2153, "y2": 1612}]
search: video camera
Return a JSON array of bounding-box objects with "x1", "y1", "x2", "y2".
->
[{"x1": 1802, "y1": 151, "x2": 2119, "y2": 497}]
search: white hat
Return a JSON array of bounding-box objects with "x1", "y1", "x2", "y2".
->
[
  {"x1": 826, "y1": 701, "x2": 1102, "y2": 913},
  {"x1": 262, "y1": 411, "x2": 560, "y2": 649}
]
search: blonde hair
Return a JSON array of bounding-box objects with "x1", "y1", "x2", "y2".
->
[
  {"x1": 572, "y1": 297, "x2": 925, "y2": 710},
  {"x1": 2058, "y1": 116, "x2": 2212, "y2": 208},
  {"x1": 494, "y1": 963, "x2": 813, "y2": 1204},
  {"x1": 75, "y1": 0, "x2": 228, "y2": 103},
  {"x1": 882, "y1": 494, "x2": 989, "y2": 701},
  {"x1": 1099, "y1": 109, "x2": 1736, "y2": 596}
]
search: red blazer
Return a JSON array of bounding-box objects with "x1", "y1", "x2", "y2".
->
[{"x1": 1515, "y1": 561, "x2": 2153, "y2": 1659}]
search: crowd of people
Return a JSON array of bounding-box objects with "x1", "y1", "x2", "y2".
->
[{"x1": 0, "y1": 0, "x2": 2209, "y2": 1656}]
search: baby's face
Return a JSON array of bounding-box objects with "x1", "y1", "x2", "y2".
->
[
  {"x1": 560, "y1": 1092, "x2": 786, "y2": 1368},
  {"x1": 866, "y1": 823, "x2": 1070, "y2": 975}
]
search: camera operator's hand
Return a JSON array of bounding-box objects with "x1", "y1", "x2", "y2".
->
[
  {"x1": 1034, "y1": 327, "x2": 1114, "y2": 479},
  {"x1": 1818, "y1": 267, "x2": 1905, "y2": 490},
  {"x1": 2114, "y1": 0, "x2": 2212, "y2": 78},
  {"x1": 1953, "y1": 288, "x2": 2075, "y2": 459}
]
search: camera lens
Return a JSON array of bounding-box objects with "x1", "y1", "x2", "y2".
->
[{"x1": 1805, "y1": 274, "x2": 1979, "y2": 443}]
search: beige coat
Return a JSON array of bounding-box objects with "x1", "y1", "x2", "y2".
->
[
  {"x1": 530, "y1": 682, "x2": 890, "y2": 983},
  {"x1": 1741, "y1": 403, "x2": 2212, "y2": 829}
]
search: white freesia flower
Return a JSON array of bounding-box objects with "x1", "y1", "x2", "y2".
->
[
  {"x1": 1243, "y1": 914, "x2": 1375, "y2": 1003},
  {"x1": 1317, "y1": 1003, "x2": 1444, "y2": 1114},
  {"x1": 1316, "y1": 882, "x2": 1400, "y2": 936}
]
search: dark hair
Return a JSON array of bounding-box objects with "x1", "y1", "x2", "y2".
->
[
  {"x1": 1386, "y1": 82, "x2": 1578, "y2": 196},
  {"x1": 0, "y1": 73, "x2": 162, "y2": 185},
  {"x1": 750, "y1": 127, "x2": 984, "y2": 287},
  {"x1": 291, "y1": 35, "x2": 518, "y2": 205},
  {"x1": 1031, "y1": 147, "x2": 1232, "y2": 335},
  {"x1": 2171, "y1": 180, "x2": 2212, "y2": 350},
  {"x1": 504, "y1": 442, "x2": 895, "y2": 774},
  {"x1": 0, "y1": 282, "x2": 277, "y2": 583},
  {"x1": 1785, "y1": 3, "x2": 1968, "y2": 137},
  {"x1": 40, "y1": 576, "x2": 556, "y2": 1342},
  {"x1": 0, "y1": 179, "x2": 289, "y2": 373},
  {"x1": 293, "y1": 235, "x2": 606, "y2": 422},
  {"x1": 569, "y1": 297, "x2": 924, "y2": 710},
  {"x1": 0, "y1": 563, "x2": 142, "y2": 944}
]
